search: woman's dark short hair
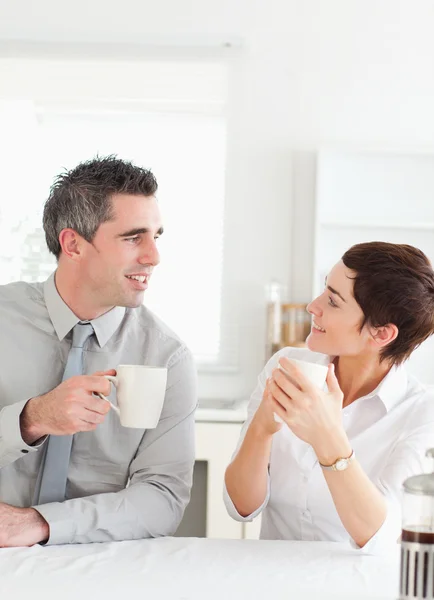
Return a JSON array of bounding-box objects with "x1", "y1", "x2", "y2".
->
[
  {"x1": 342, "y1": 241, "x2": 434, "y2": 365},
  {"x1": 43, "y1": 155, "x2": 158, "y2": 258}
]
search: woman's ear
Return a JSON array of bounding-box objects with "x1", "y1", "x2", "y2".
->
[{"x1": 371, "y1": 323, "x2": 399, "y2": 348}]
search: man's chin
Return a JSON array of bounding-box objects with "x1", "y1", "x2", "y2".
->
[{"x1": 118, "y1": 292, "x2": 145, "y2": 309}]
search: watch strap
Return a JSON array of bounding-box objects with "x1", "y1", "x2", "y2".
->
[{"x1": 319, "y1": 449, "x2": 355, "y2": 471}]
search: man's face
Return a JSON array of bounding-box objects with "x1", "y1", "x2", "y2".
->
[{"x1": 79, "y1": 193, "x2": 163, "y2": 311}]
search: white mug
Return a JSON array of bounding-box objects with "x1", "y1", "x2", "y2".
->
[
  {"x1": 274, "y1": 358, "x2": 329, "y2": 423},
  {"x1": 98, "y1": 365, "x2": 168, "y2": 429}
]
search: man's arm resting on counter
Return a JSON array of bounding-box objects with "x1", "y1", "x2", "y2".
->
[
  {"x1": 0, "y1": 503, "x2": 49, "y2": 547},
  {"x1": 34, "y1": 347, "x2": 197, "y2": 545}
]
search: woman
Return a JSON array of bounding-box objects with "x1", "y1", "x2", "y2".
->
[{"x1": 224, "y1": 242, "x2": 434, "y2": 554}]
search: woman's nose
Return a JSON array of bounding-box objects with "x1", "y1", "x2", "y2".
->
[{"x1": 306, "y1": 297, "x2": 322, "y2": 317}]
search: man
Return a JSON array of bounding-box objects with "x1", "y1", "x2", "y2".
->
[{"x1": 0, "y1": 156, "x2": 197, "y2": 546}]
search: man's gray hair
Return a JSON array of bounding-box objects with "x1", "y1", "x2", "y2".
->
[{"x1": 43, "y1": 155, "x2": 158, "y2": 258}]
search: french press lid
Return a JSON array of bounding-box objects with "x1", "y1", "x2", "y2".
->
[{"x1": 403, "y1": 449, "x2": 434, "y2": 496}]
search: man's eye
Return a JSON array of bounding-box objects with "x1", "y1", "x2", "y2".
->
[{"x1": 125, "y1": 236, "x2": 139, "y2": 243}]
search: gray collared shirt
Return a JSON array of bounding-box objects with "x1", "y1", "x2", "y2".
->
[{"x1": 0, "y1": 273, "x2": 197, "y2": 545}]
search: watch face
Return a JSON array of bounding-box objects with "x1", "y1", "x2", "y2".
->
[{"x1": 335, "y1": 459, "x2": 347, "y2": 471}]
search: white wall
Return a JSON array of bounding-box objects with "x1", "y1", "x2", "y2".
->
[{"x1": 2, "y1": 0, "x2": 434, "y2": 396}]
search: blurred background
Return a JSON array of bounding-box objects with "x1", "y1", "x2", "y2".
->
[{"x1": 1, "y1": 0, "x2": 434, "y2": 538}]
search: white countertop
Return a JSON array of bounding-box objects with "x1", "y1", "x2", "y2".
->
[
  {"x1": 195, "y1": 400, "x2": 248, "y2": 423},
  {"x1": 0, "y1": 537, "x2": 400, "y2": 600}
]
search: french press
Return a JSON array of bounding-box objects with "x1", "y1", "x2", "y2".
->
[{"x1": 399, "y1": 448, "x2": 434, "y2": 599}]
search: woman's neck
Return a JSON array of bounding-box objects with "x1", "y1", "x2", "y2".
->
[{"x1": 334, "y1": 354, "x2": 393, "y2": 407}]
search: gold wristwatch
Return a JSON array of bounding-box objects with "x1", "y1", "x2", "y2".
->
[{"x1": 319, "y1": 449, "x2": 356, "y2": 471}]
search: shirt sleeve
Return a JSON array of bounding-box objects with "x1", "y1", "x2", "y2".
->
[
  {"x1": 224, "y1": 471, "x2": 271, "y2": 522},
  {"x1": 0, "y1": 400, "x2": 47, "y2": 468},
  {"x1": 349, "y1": 393, "x2": 434, "y2": 555},
  {"x1": 223, "y1": 350, "x2": 286, "y2": 522},
  {"x1": 34, "y1": 346, "x2": 198, "y2": 545}
]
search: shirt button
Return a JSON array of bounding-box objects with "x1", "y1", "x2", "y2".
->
[{"x1": 21, "y1": 449, "x2": 29, "y2": 454}]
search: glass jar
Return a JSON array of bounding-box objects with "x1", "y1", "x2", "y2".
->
[
  {"x1": 281, "y1": 303, "x2": 311, "y2": 346},
  {"x1": 265, "y1": 281, "x2": 285, "y2": 360}
]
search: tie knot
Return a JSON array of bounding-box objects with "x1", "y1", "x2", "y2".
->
[{"x1": 71, "y1": 322, "x2": 94, "y2": 349}]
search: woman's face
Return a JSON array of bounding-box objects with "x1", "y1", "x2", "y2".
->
[{"x1": 306, "y1": 260, "x2": 375, "y2": 358}]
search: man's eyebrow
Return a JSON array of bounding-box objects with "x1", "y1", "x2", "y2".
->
[
  {"x1": 117, "y1": 227, "x2": 164, "y2": 238},
  {"x1": 327, "y1": 284, "x2": 347, "y2": 303}
]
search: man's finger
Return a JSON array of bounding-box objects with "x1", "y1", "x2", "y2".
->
[
  {"x1": 92, "y1": 369, "x2": 117, "y2": 377},
  {"x1": 85, "y1": 395, "x2": 112, "y2": 415},
  {"x1": 81, "y1": 409, "x2": 107, "y2": 424},
  {"x1": 79, "y1": 375, "x2": 113, "y2": 395}
]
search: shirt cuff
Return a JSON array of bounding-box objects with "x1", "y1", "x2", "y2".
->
[
  {"x1": 33, "y1": 502, "x2": 76, "y2": 546},
  {"x1": 223, "y1": 477, "x2": 270, "y2": 522},
  {"x1": 349, "y1": 498, "x2": 401, "y2": 555},
  {"x1": 0, "y1": 400, "x2": 47, "y2": 463}
]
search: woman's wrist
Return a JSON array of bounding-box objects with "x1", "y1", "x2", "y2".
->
[
  {"x1": 312, "y1": 428, "x2": 352, "y2": 466},
  {"x1": 249, "y1": 414, "x2": 276, "y2": 441}
]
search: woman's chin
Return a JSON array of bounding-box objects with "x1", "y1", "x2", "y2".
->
[{"x1": 306, "y1": 333, "x2": 330, "y2": 354}]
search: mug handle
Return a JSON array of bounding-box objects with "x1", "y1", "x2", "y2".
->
[{"x1": 96, "y1": 375, "x2": 121, "y2": 418}]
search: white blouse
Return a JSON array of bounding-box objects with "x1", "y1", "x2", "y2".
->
[{"x1": 224, "y1": 347, "x2": 434, "y2": 555}]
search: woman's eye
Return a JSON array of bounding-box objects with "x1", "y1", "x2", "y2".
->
[{"x1": 328, "y1": 296, "x2": 338, "y2": 308}]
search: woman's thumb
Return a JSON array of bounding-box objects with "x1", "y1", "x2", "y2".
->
[{"x1": 326, "y1": 363, "x2": 341, "y2": 395}]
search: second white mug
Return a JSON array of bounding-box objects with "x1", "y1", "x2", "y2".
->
[
  {"x1": 98, "y1": 364, "x2": 168, "y2": 429},
  {"x1": 274, "y1": 358, "x2": 329, "y2": 423}
]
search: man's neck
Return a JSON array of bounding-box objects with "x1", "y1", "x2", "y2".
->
[{"x1": 54, "y1": 268, "x2": 114, "y2": 321}]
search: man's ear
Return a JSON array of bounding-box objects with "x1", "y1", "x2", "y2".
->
[
  {"x1": 370, "y1": 323, "x2": 399, "y2": 348},
  {"x1": 58, "y1": 228, "x2": 83, "y2": 261}
]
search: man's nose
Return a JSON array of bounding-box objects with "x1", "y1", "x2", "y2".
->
[{"x1": 139, "y1": 240, "x2": 160, "y2": 266}]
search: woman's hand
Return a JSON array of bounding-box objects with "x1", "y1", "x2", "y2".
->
[
  {"x1": 269, "y1": 357, "x2": 346, "y2": 451},
  {"x1": 251, "y1": 378, "x2": 283, "y2": 437}
]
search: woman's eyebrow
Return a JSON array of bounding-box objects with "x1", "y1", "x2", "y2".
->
[{"x1": 327, "y1": 284, "x2": 347, "y2": 303}]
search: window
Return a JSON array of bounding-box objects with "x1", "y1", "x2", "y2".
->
[{"x1": 0, "y1": 57, "x2": 231, "y2": 367}]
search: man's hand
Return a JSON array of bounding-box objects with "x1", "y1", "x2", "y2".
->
[
  {"x1": 0, "y1": 503, "x2": 49, "y2": 547},
  {"x1": 20, "y1": 370, "x2": 116, "y2": 445}
]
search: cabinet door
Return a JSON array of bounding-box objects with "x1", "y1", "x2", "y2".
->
[
  {"x1": 242, "y1": 516, "x2": 262, "y2": 539},
  {"x1": 195, "y1": 422, "x2": 243, "y2": 539}
]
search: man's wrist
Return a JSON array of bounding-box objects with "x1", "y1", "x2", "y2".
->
[
  {"x1": 20, "y1": 398, "x2": 46, "y2": 445},
  {"x1": 26, "y1": 508, "x2": 50, "y2": 544}
]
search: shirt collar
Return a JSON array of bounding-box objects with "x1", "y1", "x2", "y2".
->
[
  {"x1": 327, "y1": 353, "x2": 409, "y2": 412},
  {"x1": 363, "y1": 363, "x2": 409, "y2": 412},
  {"x1": 43, "y1": 271, "x2": 126, "y2": 348}
]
